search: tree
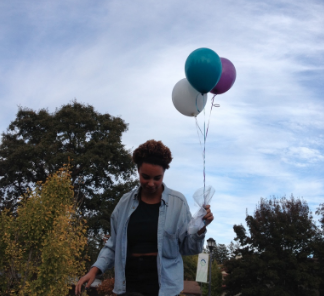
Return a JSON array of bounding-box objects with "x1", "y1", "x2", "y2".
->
[
  {"x1": 316, "y1": 203, "x2": 324, "y2": 229},
  {"x1": 212, "y1": 243, "x2": 229, "y2": 264},
  {"x1": 201, "y1": 259, "x2": 222, "y2": 296},
  {"x1": 183, "y1": 254, "x2": 199, "y2": 281},
  {"x1": 224, "y1": 196, "x2": 322, "y2": 296},
  {"x1": 315, "y1": 203, "x2": 324, "y2": 295},
  {"x1": 0, "y1": 166, "x2": 87, "y2": 295},
  {"x1": 227, "y1": 241, "x2": 241, "y2": 259},
  {"x1": 0, "y1": 101, "x2": 138, "y2": 235}
]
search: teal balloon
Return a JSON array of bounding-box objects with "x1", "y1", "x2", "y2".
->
[{"x1": 185, "y1": 48, "x2": 222, "y2": 94}]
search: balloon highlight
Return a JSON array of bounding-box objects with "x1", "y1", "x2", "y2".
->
[
  {"x1": 185, "y1": 48, "x2": 222, "y2": 94},
  {"x1": 210, "y1": 57, "x2": 236, "y2": 95},
  {"x1": 172, "y1": 78, "x2": 207, "y2": 117}
]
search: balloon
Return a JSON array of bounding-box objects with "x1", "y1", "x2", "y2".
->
[
  {"x1": 185, "y1": 48, "x2": 222, "y2": 94},
  {"x1": 210, "y1": 58, "x2": 236, "y2": 95},
  {"x1": 172, "y1": 78, "x2": 207, "y2": 117}
]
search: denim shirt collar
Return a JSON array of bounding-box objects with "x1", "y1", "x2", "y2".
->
[{"x1": 133, "y1": 182, "x2": 170, "y2": 206}]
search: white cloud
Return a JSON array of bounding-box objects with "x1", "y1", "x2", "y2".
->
[
  {"x1": 282, "y1": 146, "x2": 324, "y2": 166},
  {"x1": 0, "y1": 0, "x2": 323, "y2": 245}
]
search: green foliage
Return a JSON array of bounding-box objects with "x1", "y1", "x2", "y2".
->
[
  {"x1": 227, "y1": 241, "x2": 240, "y2": 259},
  {"x1": 0, "y1": 167, "x2": 88, "y2": 296},
  {"x1": 316, "y1": 202, "x2": 324, "y2": 230},
  {"x1": 183, "y1": 254, "x2": 198, "y2": 281},
  {"x1": 212, "y1": 243, "x2": 229, "y2": 264},
  {"x1": 0, "y1": 101, "x2": 138, "y2": 236},
  {"x1": 224, "y1": 196, "x2": 323, "y2": 296},
  {"x1": 201, "y1": 260, "x2": 222, "y2": 296},
  {"x1": 315, "y1": 203, "x2": 324, "y2": 295},
  {"x1": 183, "y1": 254, "x2": 222, "y2": 296}
]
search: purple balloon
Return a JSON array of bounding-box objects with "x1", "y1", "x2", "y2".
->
[{"x1": 210, "y1": 58, "x2": 236, "y2": 95}]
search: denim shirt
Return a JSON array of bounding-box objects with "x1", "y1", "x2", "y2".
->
[{"x1": 92, "y1": 183, "x2": 206, "y2": 296}]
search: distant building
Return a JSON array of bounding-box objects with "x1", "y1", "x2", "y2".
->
[{"x1": 182, "y1": 281, "x2": 202, "y2": 296}]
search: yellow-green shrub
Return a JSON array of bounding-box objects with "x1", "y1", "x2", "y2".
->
[{"x1": 0, "y1": 167, "x2": 88, "y2": 296}]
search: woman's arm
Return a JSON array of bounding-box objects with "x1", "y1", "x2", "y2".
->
[
  {"x1": 75, "y1": 267, "x2": 99, "y2": 295},
  {"x1": 197, "y1": 205, "x2": 214, "y2": 235},
  {"x1": 75, "y1": 207, "x2": 119, "y2": 295},
  {"x1": 179, "y1": 202, "x2": 214, "y2": 255}
]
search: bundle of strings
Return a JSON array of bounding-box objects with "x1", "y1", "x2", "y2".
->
[
  {"x1": 187, "y1": 185, "x2": 215, "y2": 234},
  {"x1": 188, "y1": 94, "x2": 218, "y2": 234}
]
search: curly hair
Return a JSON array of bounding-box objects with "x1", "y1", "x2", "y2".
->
[{"x1": 132, "y1": 140, "x2": 173, "y2": 170}]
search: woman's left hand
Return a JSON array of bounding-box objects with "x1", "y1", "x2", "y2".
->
[
  {"x1": 203, "y1": 205, "x2": 214, "y2": 226},
  {"x1": 197, "y1": 205, "x2": 214, "y2": 235}
]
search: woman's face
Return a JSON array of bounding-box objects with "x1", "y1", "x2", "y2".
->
[{"x1": 138, "y1": 162, "x2": 165, "y2": 195}]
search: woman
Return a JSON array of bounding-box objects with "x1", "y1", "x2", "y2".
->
[{"x1": 75, "y1": 140, "x2": 214, "y2": 296}]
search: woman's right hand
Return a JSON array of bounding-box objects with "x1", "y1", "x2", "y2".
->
[{"x1": 75, "y1": 267, "x2": 99, "y2": 295}]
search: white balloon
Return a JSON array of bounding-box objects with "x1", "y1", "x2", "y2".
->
[{"x1": 172, "y1": 78, "x2": 207, "y2": 117}]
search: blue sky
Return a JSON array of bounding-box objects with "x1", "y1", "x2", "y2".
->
[{"x1": 1, "y1": 0, "x2": 323, "y2": 246}]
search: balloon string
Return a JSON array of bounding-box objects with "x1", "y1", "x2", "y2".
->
[
  {"x1": 205, "y1": 94, "x2": 217, "y2": 139},
  {"x1": 203, "y1": 106, "x2": 206, "y2": 198},
  {"x1": 195, "y1": 93, "x2": 201, "y2": 114},
  {"x1": 195, "y1": 116, "x2": 203, "y2": 147},
  {"x1": 204, "y1": 94, "x2": 219, "y2": 198},
  {"x1": 195, "y1": 94, "x2": 220, "y2": 196}
]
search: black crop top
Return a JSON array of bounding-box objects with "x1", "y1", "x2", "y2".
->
[{"x1": 127, "y1": 199, "x2": 161, "y2": 255}]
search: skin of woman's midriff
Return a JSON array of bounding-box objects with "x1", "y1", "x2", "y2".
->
[{"x1": 131, "y1": 252, "x2": 158, "y2": 257}]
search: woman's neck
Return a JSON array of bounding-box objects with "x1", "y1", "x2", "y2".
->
[{"x1": 140, "y1": 186, "x2": 163, "y2": 204}]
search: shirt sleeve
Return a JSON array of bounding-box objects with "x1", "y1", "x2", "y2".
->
[
  {"x1": 91, "y1": 209, "x2": 118, "y2": 273},
  {"x1": 178, "y1": 199, "x2": 206, "y2": 256}
]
